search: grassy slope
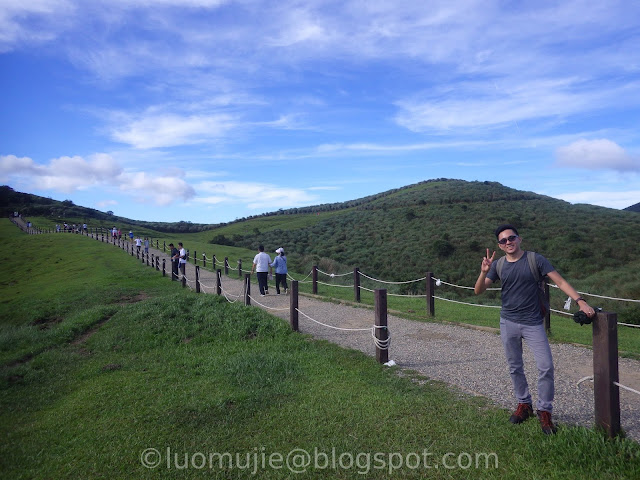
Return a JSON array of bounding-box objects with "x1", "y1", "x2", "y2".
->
[{"x1": 1, "y1": 220, "x2": 640, "y2": 479}]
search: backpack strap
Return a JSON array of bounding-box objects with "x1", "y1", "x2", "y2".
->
[
  {"x1": 496, "y1": 256, "x2": 506, "y2": 279},
  {"x1": 526, "y1": 251, "x2": 541, "y2": 283}
]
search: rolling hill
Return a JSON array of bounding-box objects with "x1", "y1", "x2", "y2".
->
[{"x1": 4, "y1": 180, "x2": 640, "y2": 311}]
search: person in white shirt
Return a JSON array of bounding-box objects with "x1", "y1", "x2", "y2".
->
[
  {"x1": 178, "y1": 242, "x2": 187, "y2": 276},
  {"x1": 250, "y1": 245, "x2": 271, "y2": 295}
]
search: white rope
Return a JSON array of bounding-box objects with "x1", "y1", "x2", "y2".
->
[
  {"x1": 435, "y1": 278, "x2": 501, "y2": 291},
  {"x1": 549, "y1": 284, "x2": 640, "y2": 303},
  {"x1": 433, "y1": 295, "x2": 501, "y2": 309},
  {"x1": 577, "y1": 376, "x2": 640, "y2": 396},
  {"x1": 317, "y1": 281, "x2": 353, "y2": 288},
  {"x1": 577, "y1": 375, "x2": 593, "y2": 386},
  {"x1": 387, "y1": 292, "x2": 426, "y2": 298},
  {"x1": 618, "y1": 322, "x2": 640, "y2": 329},
  {"x1": 371, "y1": 328, "x2": 391, "y2": 350},
  {"x1": 247, "y1": 295, "x2": 289, "y2": 311},
  {"x1": 549, "y1": 308, "x2": 573, "y2": 317},
  {"x1": 317, "y1": 269, "x2": 352, "y2": 277},
  {"x1": 360, "y1": 286, "x2": 375, "y2": 293},
  {"x1": 295, "y1": 308, "x2": 390, "y2": 349},
  {"x1": 295, "y1": 308, "x2": 372, "y2": 332},
  {"x1": 360, "y1": 272, "x2": 427, "y2": 285},
  {"x1": 288, "y1": 270, "x2": 312, "y2": 282},
  {"x1": 614, "y1": 382, "x2": 640, "y2": 396}
]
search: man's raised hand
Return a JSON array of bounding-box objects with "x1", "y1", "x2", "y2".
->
[{"x1": 481, "y1": 249, "x2": 495, "y2": 273}]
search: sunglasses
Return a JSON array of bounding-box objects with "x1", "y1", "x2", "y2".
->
[{"x1": 497, "y1": 235, "x2": 519, "y2": 245}]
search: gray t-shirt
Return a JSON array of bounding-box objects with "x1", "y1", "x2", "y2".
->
[{"x1": 487, "y1": 251, "x2": 554, "y2": 325}]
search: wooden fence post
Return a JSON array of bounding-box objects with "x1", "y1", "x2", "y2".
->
[
  {"x1": 216, "y1": 269, "x2": 222, "y2": 295},
  {"x1": 156, "y1": 256, "x2": 159, "y2": 271},
  {"x1": 375, "y1": 289, "x2": 389, "y2": 364},
  {"x1": 195, "y1": 266, "x2": 200, "y2": 293},
  {"x1": 426, "y1": 271, "x2": 435, "y2": 316},
  {"x1": 244, "y1": 274, "x2": 251, "y2": 306},
  {"x1": 162, "y1": 259, "x2": 166, "y2": 277},
  {"x1": 238, "y1": 259, "x2": 242, "y2": 277},
  {"x1": 225, "y1": 257, "x2": 229, "y2": 275},
  {"x1": 354, "y1": 267, "x2": 360, "y2": 303},
  {"x1": 593, "y1": 311, "x2": 620, "y2": 438},
  {"x1": 181, "y1": 271, "x2": 186, "y2": 288},
  {"x1": 290, "y1": 280, "x2": 299, "y2": 332},
  {"x1": 203, "y1": 253, "x2": 206, "y2": 268},
  {"x1": 212, "y1": 255, "x2": 217, "y2": 269},
  {"x1": 312, "y1": 265, "x2": 318, "y2": 295}
]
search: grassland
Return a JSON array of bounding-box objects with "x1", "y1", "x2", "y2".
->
[{"x1": 1, "y1": 220, "x2": 640, "y2": 479}]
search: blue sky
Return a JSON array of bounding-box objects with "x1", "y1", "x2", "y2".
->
[{"x1": 1, "y1": 0, "x2": 639, "y2": 224}]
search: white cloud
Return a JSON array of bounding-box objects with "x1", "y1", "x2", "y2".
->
[
  {"x1": 555, "y1": 139, "x2": 639, "y2": 171},
  {"x1": 196, "y1": 181, "x2": 316, "y2": 210},
  {"x1": 118, "y1": 171, "x2": 195, "y2": 205},
  {"x1": 0, "y1": 153, "x2": 123, "y2": 192},
  {"x1": 1, "y1": 153, "x2": 195, "y2": 206},
  {"x1": 96, "y1": 199, "x2": 118, "y2": 208},
  {"x1": 110, "y1": 112, "x2": 237, "y2": 149},
  {"x1": 554, "y1": 190, "x2": 640, "y2": 209}
]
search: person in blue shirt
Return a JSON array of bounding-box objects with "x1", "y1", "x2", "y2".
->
[{"x1": 270, "y1": 247, "x2": 288, "y2": 295}]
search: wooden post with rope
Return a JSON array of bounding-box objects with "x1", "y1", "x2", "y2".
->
[
  {"x1": 426, "y1": 272, "x2": 435, "y2": 316},
  {"x1": 593, "y1": 311, "x2": 620, "y2": 438},
  {"x1": 312, "y1": 265, "x2": 318, "y2": 295},
  {"x1": 375, "y1": 289, "x2": 389, "y2": 364},
  {"x1": 244, "y1": 274, "x2": 251, "y2": 306},
  {"x1": 354, "y1": 267, "x2": 360, "y2": 303},
  {"x1": 290, "y1": 280, "x2": 299, "y2": 332}
]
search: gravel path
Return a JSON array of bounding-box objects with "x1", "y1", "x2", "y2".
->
[{"x1": 32, "y1": 229, "x2": 640, "y2": 443}]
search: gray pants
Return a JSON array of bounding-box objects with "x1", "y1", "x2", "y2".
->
[{"x1": 500, "y1": 318, "x2": 554, "y2": 412}]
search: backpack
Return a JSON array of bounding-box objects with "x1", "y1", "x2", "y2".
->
[{"x1": 495, "y1": 251, "x2": 550, "y2": 317}]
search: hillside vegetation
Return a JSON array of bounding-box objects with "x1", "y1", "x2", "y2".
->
[{"x1": 5, "y1": 180, "x2": 640, "y2": 322}]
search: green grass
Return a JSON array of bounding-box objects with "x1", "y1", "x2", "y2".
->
[{"x1": 2, "y1": 220, "x2": 640, "y2": 478}]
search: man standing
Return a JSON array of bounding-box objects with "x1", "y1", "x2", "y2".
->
[
  {"x1": 474, "y1": 224, "x2": 596, "y2": 434},
  {"x1": 178, "y1": 242, "x2": 187, "y2": 276},
  {"x1": 250, "y1": 245, "x2": 271, "y2": 296}
]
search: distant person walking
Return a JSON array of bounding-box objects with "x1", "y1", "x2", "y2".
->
[
  {"x1": 270, "y1": 247, "x2": 288, "y2": 294},
  {"x1": 144, "y1": 237, "x2": 149, "y2": 254},
  {"x1": 169, "y1": 243, "x2": 179, "y2": 279},
  {"x1": 474, "y1": 224, "x2": 596, "y2": 435},
  {"x1": 178, "y1": 242, "x2": 187, "y2": 276},
  {"x1": 135, "y1": 236, "x2": 142, "y2": 253},
  {"x1": 129, "y1": 230, "x2": 134, "y2": 241},
  {"x1": 251, "y1": 245, "x2": 271, "y2": 296}
]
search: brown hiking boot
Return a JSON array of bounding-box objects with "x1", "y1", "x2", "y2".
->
[
  {"x1": 537, "y1": 410, "x2": 557, "y2": 435},
  {"x1": 509, "y1": 403, "x2": 533, "y2": 424}
]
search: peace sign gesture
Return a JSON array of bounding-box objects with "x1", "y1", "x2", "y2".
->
[{"x1": 481, "y1": 248, "x2": 495, "y2": 273}]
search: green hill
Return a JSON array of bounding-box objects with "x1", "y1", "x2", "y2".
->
[{"x1": 4, "y1": 180, "x2": 640, "y2": 317}]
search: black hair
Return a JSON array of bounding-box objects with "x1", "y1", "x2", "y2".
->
[
  {"x1": 495, "y1": 224, "x2": 519, "y2": 239},
  {"x1": 259, "y1": 245, "x2": 264, "y2": 252}
]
